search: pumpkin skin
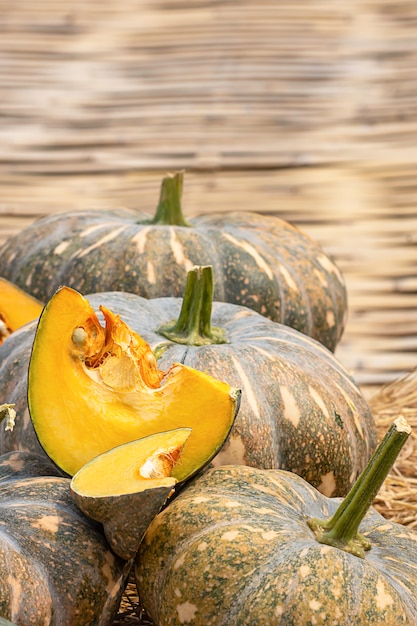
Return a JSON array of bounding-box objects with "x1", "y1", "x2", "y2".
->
[
  {"x1": 0, "y1": 173, "x2": 347, "y2": 351},
  {"x1": 136, "y1": 463, "x2": 417, "y2": 626},
  {"x1": 0, "y1": 322, "x2": 45, "y2": 459},
  {"x1": 0, "y1": 287, "x2": 375, "y2": 497},
  {"x1": 0, "y1": 450, "x2": 131, "y2": 626}
]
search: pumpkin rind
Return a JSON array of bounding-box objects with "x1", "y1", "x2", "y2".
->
[
  {"x1": 0, "y1": 289, "x2": 374, "y2": 496},
  {"x1": 0, "y1": 450, "x2": 130, "y2": 626},
  {"x1": 136, "y1": 464, "x2": 417, "y2": 626},
  {"x1": 0, "y1": 174, "x2": 347, "y2": 351}
]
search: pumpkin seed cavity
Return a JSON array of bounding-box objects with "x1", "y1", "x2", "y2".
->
[
  {"x1": 71, "y1": 308, "x2": 164, "y2": 392},
  {"x1": 138, "y1": 446, "x2": 184, "y2": 480}
]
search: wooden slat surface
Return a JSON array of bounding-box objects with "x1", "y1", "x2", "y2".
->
[{"x1": 1, "y1": 0, "x2": 417, "y2": 402}]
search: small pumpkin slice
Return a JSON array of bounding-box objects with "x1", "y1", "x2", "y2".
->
[
  {"x1": 0, "y1": 277, "x2": 43, "y2": 344},
  {"x1": 70, "y1": 427, "x2": 191, "y2": 560},
  {"x1": 28, "y1": 286, "x2": 240, "y2": 477}
]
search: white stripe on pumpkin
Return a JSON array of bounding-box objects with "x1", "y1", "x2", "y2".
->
[
  {"x1": 231, "y1": 355, "x2": 261, "y2": 419},
  {"x1": 169, "y1": 228, "x2": 194, "y2": 272},
  {"x1": 222, "y1": 232, "x2": 274, "y2": 280},
  {"x1": 279, "y1": 385, "x2": 301, "y2": 428},
  {"x1": 72, "y1": 226, "x2": 128, "y2": 259},
  {"x1": 131, "y1": 226, "x2": 151, "y2": 254}
]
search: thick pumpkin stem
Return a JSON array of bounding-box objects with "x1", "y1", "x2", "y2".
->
[
  {"x1": 308, "y1": 416, "x2": 411, "y2": 558},
  {"x1": 146, "y1": 171, "x2": 190, "y2": 227},
  {"x1": 157, "y1": 266, "x2": 228, "y2": 346}
]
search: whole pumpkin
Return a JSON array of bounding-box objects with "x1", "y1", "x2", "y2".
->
[
  {"x1": 0, "y1": 172, "x2": 346, "y2": 351},
  {"x1": 136, "y1": 418, "x2": 417, "y2": 626},
  {"x1": 0, "y1": 450, "x2": 131, "y2": 626},
  {"x1": 0, "y1": 269, "x2": 376, "y2": 497}
]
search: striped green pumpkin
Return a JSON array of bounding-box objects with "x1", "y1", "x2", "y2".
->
[
  {"x1": 136, "y1": 419, "x2": 417, "y2": 626},
  {"x1": 0, "y1": 172, "x2": 346, "y2": 351},
  {"x1": 0, "y1": 268, "x2": 376, "y2": 497},
  {"x1": 0, "y1": 450, "x2": 130, "y2": 626}
]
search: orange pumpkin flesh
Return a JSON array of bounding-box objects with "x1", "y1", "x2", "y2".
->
[
  {"x1": 0, "y1": 277, "x2": 43, "y2": 344},
  {"x1": 70, "y1": 428, "x2": 191, "y2": 559},
  {"x1": 71, "y1": 427, "x2": 191, "y2": 497},
  {"x1": 28, "y1": 286, "x2": 240, "y2": 477}
]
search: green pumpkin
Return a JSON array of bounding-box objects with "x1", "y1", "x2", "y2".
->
[
  {"x1": 0, "y1": 268, "x2": 375, "y2": 497},
  {"x1": 0, "y1": 172, "x2": 347, "y2": 351},
  {"x1": 0, "y1": 450, "x2": 131, "y2": 626},
  {"x1": 136, "y1": 418, "x2": 417, "y2": 625}
]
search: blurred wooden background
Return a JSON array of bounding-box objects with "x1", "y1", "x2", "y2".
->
[{"x1": 1, "y1": 0, "x2": 417, "y2": 399}]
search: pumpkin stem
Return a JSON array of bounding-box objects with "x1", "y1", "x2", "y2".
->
[
  {"x1": 157, "y1": 266, "x2": 228, "y2": 346},
  {"x1": 145, "y1": 171, "x2": 190, "y2": 227},
  {"x1": 307, "y1": 416, "x2": 411, "y2": 558}
]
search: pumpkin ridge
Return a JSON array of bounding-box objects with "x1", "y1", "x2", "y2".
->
[
  {"x1": 143, "y1": 512, "x2": 284, "y2": 618},
  {"x1": 1, "y1": 528, "x2": 69, "y2": 621},
  {"x1": 195, "y1": 210, "x2": 346, "y2": 348},
  {"x1": 222, "y1": 226, "x2": 314, "y2": 336},
  {"x1": 0, "y1": 539, "x2": 55, "y2": 623},
  {"x1": 214, "y1": 540, "x2": 328, "y2": 626},
  {"x1": 0, "y1": 499, "x2": 83, "y2": 624}
]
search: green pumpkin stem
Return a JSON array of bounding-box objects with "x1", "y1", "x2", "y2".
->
[
  {"x1": 147, "y1": 171, "x2": 190, "y2": 227},
  {"x1": 308, "y1": 416, "x2": 411, "y2": 558},
  {"x1": 157, "y1": 266, "x2": 228, "y2": 346}
]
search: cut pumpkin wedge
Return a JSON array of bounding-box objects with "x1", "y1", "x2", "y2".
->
[
  {"x1": 28, "y1": 286, "x2": 240, "y2": 477},
  {"x1": 0, "y1": 277, "x2": 43, "y2": 344},
  {"x1": 70, "y1": 428, "x2": 192, "y2": 560}
]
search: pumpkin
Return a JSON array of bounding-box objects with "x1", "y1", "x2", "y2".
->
[
  {"x1": 15, "y1": 285, "x2": 240, "y2": 477},
  {"x1": 0, "y1": 277, "x2": 43, "y2": 345},
  {"x1": 0, "y1": 268, "x2": 375, "y2": 497},
  {"x1": 70, "y1": 428, "x2": 192, "y2": 560},
  {"x1": 0, "y1": 172, "x2": 347, "y2": 351},
  {"x1": 0, "y1": 449, "x2": 131, "y2": 626},
  {"x1": 136, "y1": 417, "x2": 417, "y2": 625},
  {"x1": 0, "y1": 320, "x2": 45, "y2": 460}
]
